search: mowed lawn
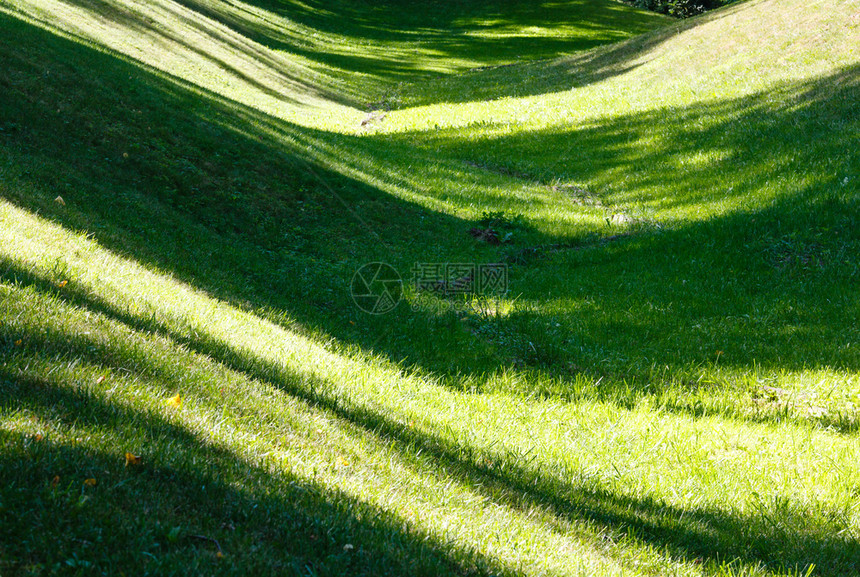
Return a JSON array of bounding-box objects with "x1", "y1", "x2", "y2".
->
[{"x1": 0, "y1": 0, "x2": 858, "y2": 575}]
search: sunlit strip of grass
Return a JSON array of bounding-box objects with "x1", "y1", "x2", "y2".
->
[
  {"x1": 380, "y1": 76, "x2": 855, "y2": 225},
  {"x1": 0, "y1": 215, "x2": 694, "y2": 577},
  {"x1": 1, "y1": 0, "x2": 669, "y2": 129},
  {"x1": 3, "y1": 199, "x2": 860, "y2": 574},
  {"x1": 388, "y1": 0, "x2": 858, "y2": 126},
  {"x1": 0, "y1": 0, "x2": 362, "y2": 132},
  {"x1": 170, "y1": 0, "x2": 668, "y2": 88},
  {"x1": 240, "y1": 109, "x2": 609, "y2": 236}
]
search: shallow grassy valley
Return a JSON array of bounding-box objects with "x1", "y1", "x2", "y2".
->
[{"x1": 0, "y1": 0, "x2": 858, "y2": 575}]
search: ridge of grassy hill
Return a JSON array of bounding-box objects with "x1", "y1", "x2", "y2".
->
[
  {"x1": 1, "y1": 0, "x2": 667, "y2": 125},
  {"x1": 1, "y1": 0, "x2": 859, "y2": 575}
]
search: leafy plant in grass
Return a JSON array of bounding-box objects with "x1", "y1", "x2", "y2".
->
[{"x1": 477, "y1": 211, "x2": 525, "y2": 231}]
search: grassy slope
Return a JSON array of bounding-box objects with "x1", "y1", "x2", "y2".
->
[
  {"x1": 376, "y1": 0, "x2": 860, "y2": 401},
  {"x1": 1, "y1": 0, "x2": 859, "y2": 576}
]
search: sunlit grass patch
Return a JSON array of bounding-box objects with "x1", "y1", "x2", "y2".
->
[
  {"x1": 1, "y1": 0, "x2": 859, "y2": 574},
  {"x1": 3, "y1": 202, "x2": 860, "y2": 577}
]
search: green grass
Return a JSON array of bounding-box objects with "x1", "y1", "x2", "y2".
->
[{"x1": 1, "y1": 0, "x2": 859, "y2": 575}]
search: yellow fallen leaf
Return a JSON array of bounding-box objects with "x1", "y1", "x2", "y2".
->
[
  {"x1": 57, "y1": 280, "x2": 68, "y2": 289},
  {"x1": 51, "y1": 475, "x2": 60, "y2": 488},
  {"x1": 168, "y1": 394, "x2": 182, "y2": 408},
  {"x1": 125, "y1": 452, "x2": 142, "y2": 467},
  {"x1": 215, "y1": 552, "x2": 225, "y2": 560},
  {"x1": 14, "y1": 340, "x2": 22, "y2": 347},
  {"x1": 83, "y1": 478, "x2": 97, "y2": 487},
  {"x1": 55, "y1": 196, "x2": 65, "y2": 206},
  {"x1": 33, "y1": 433, "x2": 43, "y2": 442}
]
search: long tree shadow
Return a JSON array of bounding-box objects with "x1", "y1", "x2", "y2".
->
[
  {"x1": 0, "y1": 11, "x2": 561, "y2": 377},
  {"x1": 378, "y1": 63, "x2": 860, "y2": 379},
  {"x1": 410, "y1": 63, "x2": 860, "y2": 210},
  {"x1": 3, "y1": 267, "x2": 859, "y2": 576}
]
